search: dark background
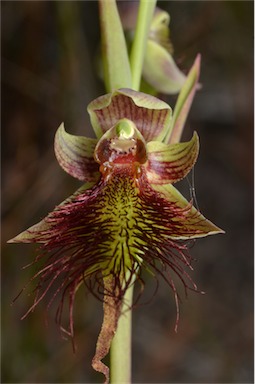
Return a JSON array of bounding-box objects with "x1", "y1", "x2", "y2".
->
[{"x1": 1, "y1": 1, "x2": 253, "y2": 383}]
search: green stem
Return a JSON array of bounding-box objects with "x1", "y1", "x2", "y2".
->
[
  {"x1": 107, "y1": 1, "x2": 156, "y2": 382},
  {"x1": 130, "y1": 0, "x2": 157, "y2": 91},
  {"x1": 110, "y1": 283, "x2": 134, "y2": 384},
  {"x1": 99, "y1": 0, "x2": 132, "y2": 92}
]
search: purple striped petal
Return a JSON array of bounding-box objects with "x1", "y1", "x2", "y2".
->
[
  {"x1": 87, "y1": 88, "x2": 171, "y2": 142},
  {"x1": 54, "y1": 124, "x2": 100, "y2": 182},
  {"x1": 145, "y1": 132, "x2": 199, "y2": 184}
]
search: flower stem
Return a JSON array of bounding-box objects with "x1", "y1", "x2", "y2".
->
[
  {"x1": 99, "y1": 0, "x2": 132, "y2": 92},
  {"x1": 110, "y1": 283, "x2": 134, "y2": 383},
  {"x1": 108, "y1": 1, "x2": 156, "y2": 382},
  {"x1": 130, "y1": 0, "x2": 157, "y2": 91}
]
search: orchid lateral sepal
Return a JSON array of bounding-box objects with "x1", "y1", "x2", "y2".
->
[
  {"x1": 7, "y1": 182, "x2": 96, "y2": 244},
  {"x1": 151, "y1": 183, "x2": 225, "y2": 239}
]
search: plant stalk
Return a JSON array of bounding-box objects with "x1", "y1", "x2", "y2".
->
[
  {"x1": 99, "y1": 0, "x2": 132, "y2": 92},
  {"x1": 110, "y1": 283, "x2": 134, "y2": 384},
  {"x1": 106, "y1": 1, "x2": 157, "y2": 382},
  {"x1": 130, "y1": 0, "x2": 157, "y2": 91}
]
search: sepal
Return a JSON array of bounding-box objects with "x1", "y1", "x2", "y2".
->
[
  {"x1": 7, "y1": 183, "x2": 96, "y2": 244},
  {"x1": 143, "y1": 40, "x2": 186, "y2": 94},
  {"x1": 87, "y1": 88, "x2": 172, "y2": 142}
]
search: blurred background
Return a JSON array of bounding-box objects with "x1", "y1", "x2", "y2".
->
[{"x1": 1, "y1": 1, "x2": 253, "y2": 383}]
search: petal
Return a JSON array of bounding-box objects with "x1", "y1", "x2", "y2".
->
[
  {"x1": 151, "y1": 183, "x2": 225, "y2": 239},
  {"x1": 94, "y1": 119, "x2": 147, "y2": 166},
  {"x1": 167, "y1": 54, "x2": 201, "y2": 144},
  {"x1": 87, "y1": 88, "x2": 172, "y2": 142},
  {"x1": 150, "y1": 8, "x2": 173, "y2": 53},
  {"x1": 7, "y1": 183, "x2": 96, "y2": 244},
  {"x1": 143, "y1": 40, "x2": 186, "y2": 94},
  {"x1": 54, "y1": 123, "x2": 100, "y2": 182},
  {"x1": 146, "y1": 132, "x2": 199, "y2": 184}
]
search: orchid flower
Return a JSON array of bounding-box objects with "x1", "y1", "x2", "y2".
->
[
  {"x1": 119, "y1": 3, "x2": 186, "y2": 94},
  {"x1": 8, "y1": 0, "x2": 224, "y2": 382},
  {"x1": 8, "y1": 88, "x2": 223, "y2": 382}
]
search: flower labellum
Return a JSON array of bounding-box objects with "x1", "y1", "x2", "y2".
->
[{"x1": 8, "y1": 89, "x2": 223, "y2": 383}]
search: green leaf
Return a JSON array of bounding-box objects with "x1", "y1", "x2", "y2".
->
[
  {"x1": 54, "y1": 123, "x2": 100, "y2": 182},
  {"x1": 146, "y1": 132, "x2": 199, "y2": 184},
  {"x1": 99, "y1": 0, "x2": 132, "y2": 92},
  {"x1": 166, "y1": 54, "x2": 201, "y2": 144}
]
